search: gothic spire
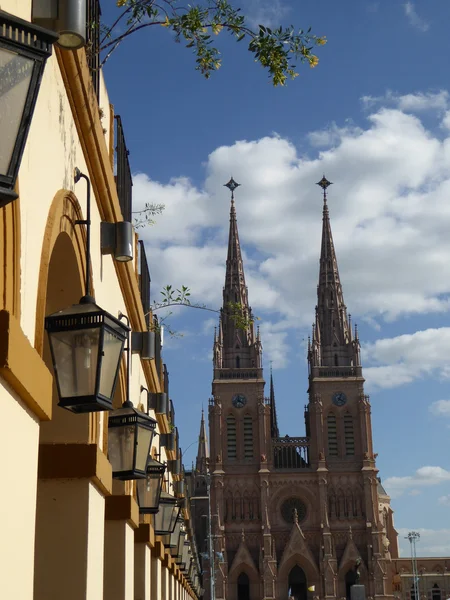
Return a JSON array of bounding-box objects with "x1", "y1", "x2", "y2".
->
[
  {"x1": 310, "y1": 177, "x2": 360, "y2": 369},
  {"x1": 195, "y1": 407, "x2": 209, "y2": 473},
  {"x1": 213, "y1": 179, "x2": 262, "y2": 370},
  {"x1": 269, "y1": 365, "x2": 279, "y2": 438}
]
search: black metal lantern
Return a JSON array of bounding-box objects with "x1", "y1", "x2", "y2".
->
[
  {"x1": 172, "y1": 523, "x2": 186, "y2": 561},
  {"x1": 0, "y1": 11, "x2": 58, "y2": 206},
  {"x1": 154, "y1": 491, "x2": 181, "y2": 535},
  {"x1": 45, "y1": 297, "x2": 128, "y2": 412},
  {"x1": 181, "y1": 541, "x2": 191, "y2": 570},
  {"x1": 136, "y1": 457, "x2": 165, "y2": 513},
  {"x1": 108, "y1": 402, "x2": 157, "y2": 480},
  {"x1": 164, "y1": 513, "x2": 183, "y2": 548}
]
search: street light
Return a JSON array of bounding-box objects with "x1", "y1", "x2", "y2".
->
[{"x1": 0, "y1": 10, "x2": 57, "y2": 206}]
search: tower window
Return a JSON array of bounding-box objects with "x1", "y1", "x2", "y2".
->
[
  {"x1": 226, "y1": 415, "x2": 237, "y2": 459},
  {"x1": 327, "y1": 413, "x2": 338, "y2": 456},
  {"x1": 334, "y1": 354, "x2": 338, "y2": 366},
  {"x1": 432, "y1": 584, "x2": 441, "y2": 600},
  {"x1": 243, "y1": 415, "x2": 253, "y2": 459},
  {"x1": 236, "y1": 356, "x2": 240, "y2": 368},
  {"x1": 344, "y1": 413, "x2": 355, "y2": 455}
]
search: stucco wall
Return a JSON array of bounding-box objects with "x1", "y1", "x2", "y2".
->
[{"x1": 0, "y1": 379, "x2": 40, "y2": 600}]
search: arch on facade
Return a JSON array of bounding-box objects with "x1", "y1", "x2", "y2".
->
[
  {"x1": 228, "y1": 561, "x2": 259, "y2": 600},
  {"x1": 277, "y1": 554, "x2": 319, "y2": 600},
  {"x1": 339, "y1": 559, "x2": 367, "y2": 599},
  {"x1": 35, "y1": 190, "x2": 99, "y2": 446},
  {"x1": 288, "y1": 565, "x2": 307, "y2": 600}
]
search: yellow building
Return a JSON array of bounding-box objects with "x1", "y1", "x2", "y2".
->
[{"x1": 0, "y1": 2, "x2": 200, "y2": 598}]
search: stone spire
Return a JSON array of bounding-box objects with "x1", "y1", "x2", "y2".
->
[
  {"x1": 196, "y1": 407, "x2": 209, "y2": 473},
  {"x1": 309, "y1": 177, "x2": 360, "y2": 369},
  {"x1": 214, "y1": 178, "x2": 262, "y2": 370},
  {"x1": 269, "y1": 365, "x2": 279, "y2": 438}
]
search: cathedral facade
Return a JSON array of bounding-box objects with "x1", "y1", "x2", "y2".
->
[{"x1": 187, "y1": 178, "x2": 447, "y2": 600}]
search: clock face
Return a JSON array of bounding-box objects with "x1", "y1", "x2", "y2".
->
[
  {"x1": 332, "y1": 391, "x2": 347, "y2": 407},
  {"x1": 281, "y1": 498, "x2": 307, "y2": 524},
  {"x1": 232, "y1": 394, "x2": 247, "y2": 409}
]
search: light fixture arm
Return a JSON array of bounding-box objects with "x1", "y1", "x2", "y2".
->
[
  {"x1": 118, "y1": 312, "x2": 132, "y2": 408},
  {"x1": 140, "y1": 385, "x2": 150, "y2": 414},
  {"x1": 74, "y1": 168, "x2": 92, "y2": 300}
]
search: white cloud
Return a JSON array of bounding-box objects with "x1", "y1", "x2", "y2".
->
[
  {"x1": 242, "y1": 0, "x2": 290, "y2": 29},
  {"x1": 403, "y1": 2, "x2": 430, "y2": 32},
  {"x1": 384, "y1": 466, "x2": 450, "y2": 498},
  {"x1": 362, "y1": 329, "x2": 450, "y2": 390},
  {"x1": 362, "y1": 90, "x2": 448, "y2": 113},
  {"x1": 134, "y1": 92, "x2": 450, "y2": 372},
  {"x1": 438, "y1": 495, "x2": 450, "y2": 506},
  {"x1": 397, "y1": 528, "x2": 450, "y2": 557},
  {"x1": 430, "y1": 400, "x2": 450, "y2": 417}
]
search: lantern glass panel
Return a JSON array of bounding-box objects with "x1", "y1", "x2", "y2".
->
[
  {"x1": 49, "y1": 328, "x2": 100, "y2": 398},
  {"x1": 136, "y1": 425, "x2": 154, "y2": 473},
  {"x1": 108, "y1": 423, "x2": 135, "y2": 473},
  {"x1": 99, "y1": 328, "x2": 125, "y2": 399},
  {"x1": 0, "y1": 47, "x2": 33, "y2": 176}
]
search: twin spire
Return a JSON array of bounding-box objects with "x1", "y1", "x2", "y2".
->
[
  {"x1": 213, "y1": 174, "x2": 361, "y2": 372},
  {"x1": 309, "y1": 176, "x2": 360, "y2": 369},
  {"x1": 213, "y1": 178, "x2": 262, "y2": 370}
]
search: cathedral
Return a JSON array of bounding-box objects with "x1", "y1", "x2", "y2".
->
[{"x1": 186, "y1": 178, "x2": 449, "y2": 600}]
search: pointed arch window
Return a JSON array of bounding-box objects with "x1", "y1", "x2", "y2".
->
[
  {"x1": 226, "y1": 415, "x2": 237, "y2": 459},
  {"x1": 243, "y1": 415, "x2": 253, "y2": 459},
  {"x1": 432, "y1": 584, "x2": 441, "y2": 600},
  {"x1": 236, "y1": 356, "x2": 240, "y2": 368},
  {"x1": 344, "y1": 412, "x2": 355, "y2": 456},
  {"x1": 334, "y1": 354, "x2": 338, "y2": 366},
  {"x1": 327, "y1": 413, "x2": 338, "y2": 456}
]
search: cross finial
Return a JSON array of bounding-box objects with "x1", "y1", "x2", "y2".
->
[
  {"x1": 224, "y1": 177, "x2": 240, "y2": 201},
  {"x1": 316, "y1": 175, "x2": 332, "y2": 204}
]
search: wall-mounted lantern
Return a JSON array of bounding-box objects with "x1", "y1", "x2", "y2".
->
[
  {"x1": 164, "y1": 513, "x2": 183, "y2": 549},
  {"x1": 154, "y1": 491, "x2": 181, "y2": 536},
  {"x1": 45, "y1": 169, "x2": 129, "y2": 412},
  {"x1": 108, "y1": 400, "x2": 156, "y2": 480},
  {"x1": 160, "y1": 430, "x2": 176, "y2": 453},
  {"x1": 131, "y1": 331, "x2": 155, "y2": 360},
  {"x1": 101, "y1": 221, "x2": 134, "y2": 263},
  {"x1": 32, "y1": 0, "x2": 87, "y2": 49},
  {"x1": 108, "y1": 312, "x2": 157, "y2": 480},
  {"x1": 136, "y1": 457, "x2": 165, "y2": 513},
  {"x1": 146, "y1": 391, "x2": 168, "y2": 415},
  {"x1": 172, "y1": 523, "x2": 186, "y2": 562},
  {"x1": 0, "y1": 10, "x2": 58, "y2": 207}
]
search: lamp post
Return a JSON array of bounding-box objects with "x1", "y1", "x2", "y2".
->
[
  {"x1": 406, "y1": 532, "x2": 421, "y2": 600},
  {"x1": 0, "y1": 10, "x2": 58, "y2": 206}
]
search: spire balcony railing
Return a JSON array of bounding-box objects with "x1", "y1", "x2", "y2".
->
[
  {"x1": 311, "y1": 366, "x2": 362, "y2": 378},
  {"x1": 213, "y1": 367, "x2": 263, "y2": 380},
  {"x1": 272, "y1": 436, "x2": 310, "y2": 470}
]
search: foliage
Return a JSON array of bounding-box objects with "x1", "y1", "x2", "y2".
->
[
  {"x1": 148, "y1": 284, "x2": 258, "y2": 336},
  {"x1": 133, "y1": 202, "x2": 165, "y2": 229},
  {"x1": 99, "y1": 0, "x2": 326, "y2": 86}
]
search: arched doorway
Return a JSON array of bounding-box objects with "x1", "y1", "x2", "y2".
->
[
  {"x1": 237, "y1": 572, "x2": 250, "y2": 600},
  {"x1": 345, "y1": 567, "x2": 358, "y2": 600},
  {"x1": 288, "y1": 565, "x2": 307, "y2": 600}
]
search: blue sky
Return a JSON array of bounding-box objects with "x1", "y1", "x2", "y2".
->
[{"x1": 102, "y1": 0, "x2": 450, "y2": 556}]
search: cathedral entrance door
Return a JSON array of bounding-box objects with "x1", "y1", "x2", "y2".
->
[
  {"x1": 237, "y1": 572, "x2": 250, "y2": 600},
  {"x1": 288, "y1": 565, "x2": 307, "y2": 600},
  {"x1": 345, "y1": 568, "x2": 358, "y2": 600}
]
